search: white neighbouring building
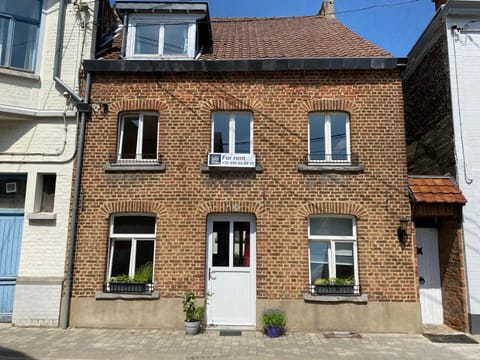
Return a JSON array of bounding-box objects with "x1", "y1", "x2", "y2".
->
[
  {"x1": 0, "y1": 0, "x2": 98, "y2": 326},
  {"x1": 404, "y1": 0, "x2": 480, "y2": 333}
]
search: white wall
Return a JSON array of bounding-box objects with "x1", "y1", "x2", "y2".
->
[
  {"x1": 0, "y1": 0, "x2": 98, "y2": 327},
  {"x1": 446, "y1": 16, "x2": 480, "y2": 317}
]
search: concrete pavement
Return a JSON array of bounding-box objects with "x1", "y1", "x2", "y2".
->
[{"x1": 0, "y1": 325, "x2": 479, "y2": 359}]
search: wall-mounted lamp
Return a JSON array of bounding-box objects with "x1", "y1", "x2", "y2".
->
[{"x1": 398, "y1": 217, "x2": 409, "y2": 244}]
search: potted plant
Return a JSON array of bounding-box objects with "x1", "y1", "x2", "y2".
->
[
  {"x1": 108, "y1": 262, "x2": 153, "y2": 293},
  {"x1": 262, "y1": 308, "x2": 286, "y2": 338},
  {"x1": 313, "y1": 276, "x2": 355, "y2": 295},
  {"x1": 182, "y1": 291, "x2": 205, "y2": 335}
]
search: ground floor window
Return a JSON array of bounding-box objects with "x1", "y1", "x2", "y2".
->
[
  {"x1": 106, "y1": 214, "x2": 156, "y2": 293},
  {"x1": 308, "y1": 215, "x2": 359, "y2": 295}
]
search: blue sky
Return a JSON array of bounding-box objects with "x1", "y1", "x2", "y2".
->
[{"x1": 110, "y1": 0, "x2": 437, "y2": 57}]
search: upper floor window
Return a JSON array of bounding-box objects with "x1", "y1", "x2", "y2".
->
[
  {"x1": 308, "y1": 112, "x2": 350, "y2": 164},
  {"x1": 118, "y1": 112, "x2": 158, "y2": 162},
  {"x1": 0, "y1": 0, "x2": 42, "y2": 72},
  {"x1": 126, "y1": 15, "x2": 197, "y2": 59},
  {"x1": 208, "y1": 112, "x2": 255, "y2": 168}
]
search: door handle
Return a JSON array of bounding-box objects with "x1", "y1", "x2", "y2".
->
[{"x1": 209, "y1": 268, "x2": 216, "y2": 280}]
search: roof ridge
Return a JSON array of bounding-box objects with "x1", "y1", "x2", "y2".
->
[{"x1": 210, "y1": 15, "x2": 330, "y2": 22}]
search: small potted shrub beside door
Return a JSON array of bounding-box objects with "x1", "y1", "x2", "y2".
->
[
  {"x1": 262, "y1": 308, "x2": 286, "y2": 338},
  {"x1": 182, "y1": 291, "x2": 205, "y2": 335}
]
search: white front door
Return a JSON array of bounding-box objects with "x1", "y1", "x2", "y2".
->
[
  {"x1": 206, "y1": 214, "x2": 256, "y2": 326},
  {"x1": 417, "y1": 227, "x2": 444, "y2": 324}
]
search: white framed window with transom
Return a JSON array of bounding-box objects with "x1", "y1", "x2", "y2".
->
[
  {"x1": 308, "y1": 215, "x2": 359, "y2": 293},
  {"x1": 308, "y1": 112, "x2": 350, "y2": 164},
  {"x1": 117, "y1": 112, "x2": 159, "y2": 162},
  {"x1": 126, "y1": 15, "x2": 200, "y2": 59},
  {"x1": 106, "y1": 214, "x2": 156, "y2": 290},
  {"x1": 208, "y1": 111, "x2": 255, "y2": 168}
]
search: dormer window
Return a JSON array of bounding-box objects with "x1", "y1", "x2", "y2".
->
[{"x1": 126, "y1": 16, "x2": 197, "y2": 59}]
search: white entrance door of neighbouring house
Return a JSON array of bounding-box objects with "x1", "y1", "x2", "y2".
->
[
  {"x1": 206, "y1": 214, "x2": 256, "y2": 326},
  {"x1": 417, "y1": 227, "x2": 444, "y2": 324}
]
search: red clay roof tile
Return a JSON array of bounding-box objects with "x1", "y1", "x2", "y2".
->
[{"x1": 408, "y1": 177, "x2": 467, "y2": 204}]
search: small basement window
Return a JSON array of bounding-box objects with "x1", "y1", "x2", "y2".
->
[{"x1": 33, "y1": 174, "x2": 56, "y2": 213}]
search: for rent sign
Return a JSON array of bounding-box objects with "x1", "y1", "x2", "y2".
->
[{"x1": 208, "y1": 153, "x2": 256, "y2": 168}]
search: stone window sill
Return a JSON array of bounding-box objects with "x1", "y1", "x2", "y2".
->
[
  {"x1": 95, "y1": 291, "x2": 160, "y2": 300},
  {"x1": 297, "y1": 163, "x2": 364, "y2": 173},
  {"x1": 0, "y1": 67, "x2": 40, "y2": 80},
  {"x1": 27, "y1": 212, "x2": 57, "y2": 220},
  {"x1": 200, "y1": 163, "x2": 263, "y2": 173},
  {"x1": 104, "y1": 162, "x2": 166, "y2": 172},
  {"x1": 304, "y1": 293, "x2": 368, "y2": 303}
]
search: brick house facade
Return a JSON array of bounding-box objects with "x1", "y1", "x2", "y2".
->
[{"x1": 68, "y1": 0, "x2": 420, "y2": 332}]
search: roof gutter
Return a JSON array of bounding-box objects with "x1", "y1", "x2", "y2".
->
[{"x1": 84, "y1": 57, "x2": 407, "y2": 73}]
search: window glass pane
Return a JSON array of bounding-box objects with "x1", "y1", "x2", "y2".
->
[
  {"x1": 212, "y1": 113, "x2": 230, "y2": 153},
  {"x1": 335, "y1": 242, "x2": 354, "y2": 279},
  {"x1": 212, "y1": 221, "x2": 229, "y2": 266},
  {"x1": 0, "y1": 17, "x2": 9, "y2": 66},
  {"x1": 10, "y1": 21, "x2": 37, "y2": 70},
  {"x1": 330, "y1": 114, "x2": 348, "y2": 160},
  {"x1": 113, "y1": 216, "x2": 156, "y2": 234},
  {"x1": 0, "y1": 1, "x2": 42, "y2": 21},
  {"x1": 40, "y1": 174, "x2": 56, "y2": 212},
  {"x1": 164, "y1": 24, "x2": 188, "y2": 55},
  {"x1": 234, "y1": 113, "x2": 251, "y2": 154},
  {"x1": 120, "y1": 115, "x2": 139, "y2": 159},
  {"x1": 110, "y1": 241, "x2": 131, "y2": 277},
  {"x1": 0, "y1": 175, "x2": 27, "y2": 209},
  {"x1": 233, "y1": 222, "x2": 250, "y2": 267},
  {"x1": 309, "y1": 241, "x2": 329, "y2": 283},
  {"x1": 310, "y1": 217, "x2": 353, "y2": 237},
  {"x1": 134, "y1": 241, "x2": 154, "y2": 281},
  {"x1": 142, "y1": 115, "x2": 158, "y2": 159},
  {"x1": 135, "y1": 23, "x2": 159, "y2": 54},
  {"x1": 309, "y1": 114, "x2": 325, "y2": 161}
]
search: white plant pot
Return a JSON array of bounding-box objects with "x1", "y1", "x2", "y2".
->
[{"x1": 184, "y1": 320, "x2": 200, "y2": 335}]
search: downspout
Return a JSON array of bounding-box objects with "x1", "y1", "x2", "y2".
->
[{"x1": 61, "y1": 71, "x2": 92, "y2": 329}]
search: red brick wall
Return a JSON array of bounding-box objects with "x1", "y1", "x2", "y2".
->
[{"x1": 71, "y1": 70, "x2": 416, "y2": 303}]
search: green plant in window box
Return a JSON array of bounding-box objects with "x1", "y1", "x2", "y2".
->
[
  {"x1": 108, "y1": 262, "x2": 153, "y2": 293},
  {"x1": 313, "y1": 276, "x2": 355, "y2": 295}
]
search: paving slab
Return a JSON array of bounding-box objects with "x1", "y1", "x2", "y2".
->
[{"x1": 0, "y1": 326, "x2": 479, "y2": 360}]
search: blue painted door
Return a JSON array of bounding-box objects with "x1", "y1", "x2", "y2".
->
[{"x1": 0, "y1": 210, "x2": 24, "y2": 322}]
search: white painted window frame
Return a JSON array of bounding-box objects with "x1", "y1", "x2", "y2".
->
[
  {"x1": 117, "y1": 112, "x2": 159, "y2": 162},
  {"x1": 107, "y1": 213, "x2": 157, "y2": 281},
  {"x1": 308, "y1": 215, "x2": 359, "y2": 286},
  {"x1": 211, "y1": 111, "x2": 254, "y2": 155},
  {"x1": 126, "y1": 15, "x2": 198, "y2": 59},
  {"x1": 308, "y1": 112, "x2": 351, "y2": 164}
]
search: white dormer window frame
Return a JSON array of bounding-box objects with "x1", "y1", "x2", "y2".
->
[{"x1": 126, "y1": 15, "x2": 199, "y2": 59}]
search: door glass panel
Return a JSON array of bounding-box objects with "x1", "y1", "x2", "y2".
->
[
  {"x1": 212, "y1": 221, "x2": 229, "y2": 266},
  {"x1": 233, "y1": 222, "x2": 250, "y2": 267},
  {"x1": 110, "y1": 240, "x2": 131, "y2": 277}
]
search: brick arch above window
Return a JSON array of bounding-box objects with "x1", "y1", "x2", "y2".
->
[
  {"x1": 301, "y1": 99, "x2": 358, "y2": 114},
  {"x1": 197, "y1": 201, "x2": 265, "y2": 216},
  {"x1": 108, "y1": 99, "x2": 168, "y2": 114},
  {"x1": 298, "y1": 202, "x2": 368, "y2": 220},
  {"x1": 200, "y1": 99, "x2": 262, "y2": 113},
  {"x1": 98, "y1": 201, "x2": 167, "y2": 219}
]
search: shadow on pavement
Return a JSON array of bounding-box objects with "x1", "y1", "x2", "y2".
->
[{"x1": 0, "y1": 346, "x2": 37, "y2": 359}]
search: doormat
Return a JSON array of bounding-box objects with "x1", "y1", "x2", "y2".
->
[
  {"x1": 324, "y1": 331, "x2": 361, "y2": 339},
  {"x1": 219, "y1": 330, "x2": 242, "y2": 336},
  {"x1": 423, "y1": 334, "x2": 478, "y2": 344}
]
